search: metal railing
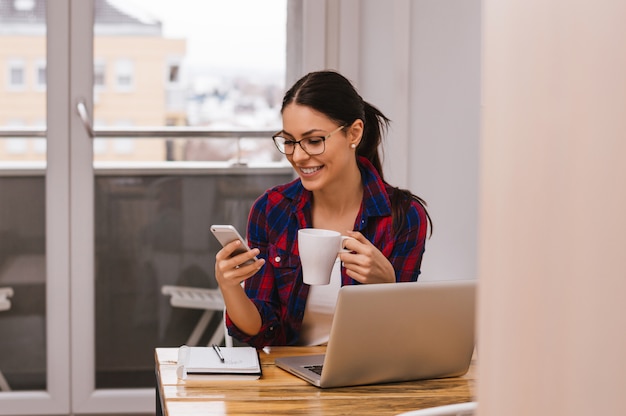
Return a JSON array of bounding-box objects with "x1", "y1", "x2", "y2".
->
[
  {"x1": 0, "y1": 127, "x2": 276, "y2": 139},
  {"x1": 0, "y1": 100, "x2": 276, "y2": 141},
  {"x1": 75, "y1": 101, "x2": 276, "y2": 140},
  {"x1": 0, "y1": 128, "x2": 46, "y2": 138},
  {"x1": 0, "y1": 101, "x2": 288, "y2": 173}
]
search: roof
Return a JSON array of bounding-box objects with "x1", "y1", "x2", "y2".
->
[
  {"x1": 0, "y1": 0, "x2": 162, "y2": 34},
  {"x1": 0, "y1": 0, "x2": 45, "y2": 25}
]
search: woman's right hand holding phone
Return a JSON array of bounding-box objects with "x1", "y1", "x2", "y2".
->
[
  {"x1": 215, "y1": 240, "x2": 265, "y2": 337},
  {"x1": 215, "y1": 240, "x2": 264, "y2": 289}
]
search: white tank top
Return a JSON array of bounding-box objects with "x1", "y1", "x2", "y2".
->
[{"x1": 298, "y1": 258, "x2": 342, "y2": 346}]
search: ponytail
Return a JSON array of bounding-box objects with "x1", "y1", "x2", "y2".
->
[
  {"x1": 357, "y1": 101, "x2": 388, "y2": 177},
  {"x1": 359, "y1": 101, "x2": 432, "y2": 237}
]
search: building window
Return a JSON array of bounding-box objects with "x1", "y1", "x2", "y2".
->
[
  {"x1": 31, "y1": 120, "x2": 46, "y2": 153},
  {"x1": 32, "y1": 139, "x2": 46, "y2": 153},
  {"x1": 93, "y1": 138, "x2": 107, "y2": 154},
  {"x1": 3, "y1": 120, "x2": 27, "y2": 154},
  {"x1": 7, "y1": 60, "x2": 25, "y2": 90},
  {"x1": 167, "y1": 60, "x2": 181, "y2": 85},
  {"x1": 5, "y1": 139, "x2": 27, "y2": 154},
  {"x1": 115, "y1": 59, "x2": 134, "y2": 91},
  {"x1": 94, "y1": 59, "x2": 106, "y2": 89},
  {"x1": 113, "y1": 120, "x2": 135, "y2": 154},
  {"x1": 113, "y1": 138, "x2": 134, "y2": 154},
  {"x1": 35, "y1": 60, "x2": 46, "y2": 90},
  {"x1": 93, "y1": 121, "x2": 107, "y2": 154}
]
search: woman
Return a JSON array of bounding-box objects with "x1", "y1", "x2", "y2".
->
[{"x1": 215, "y1": 70, "x2": 431, "y2": 347}]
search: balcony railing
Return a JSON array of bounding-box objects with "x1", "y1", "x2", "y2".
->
[{"x1": 0, "y1": 102, "x2": 290, "y2": 175}]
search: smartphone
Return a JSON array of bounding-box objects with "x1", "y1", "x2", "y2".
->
[{"x1": 210, "y1": 224, "x2": 258, "y2": 265}]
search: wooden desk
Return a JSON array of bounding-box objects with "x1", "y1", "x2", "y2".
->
[{"x1": 155, "y1": 346, "x2": 476, "y2": 416}]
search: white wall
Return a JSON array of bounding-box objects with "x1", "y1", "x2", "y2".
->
[
  {"x1": 479, "y1": 0, "x2": 626, "y2": 414},
  {"x1": 298, "y1": 0, "x2": 482, "y2": 281},
  {"x1": 297, "y1": 1, "x2": 626, "y2": 414}
]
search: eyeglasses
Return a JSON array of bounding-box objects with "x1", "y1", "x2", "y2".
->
[{"x1": 272, "y1": 125, "x2": 346, "y2": 156}]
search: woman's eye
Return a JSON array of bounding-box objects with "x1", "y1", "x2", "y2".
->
[{"x1": 306, "y1": 138, "x2": 323, "y2": 145}]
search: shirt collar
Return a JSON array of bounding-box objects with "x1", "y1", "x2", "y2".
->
[{"x1": 357, "y1": 156, "x2": 392, "y2": 219}]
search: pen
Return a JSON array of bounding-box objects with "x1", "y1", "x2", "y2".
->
[{"x1": 212, "y1": 344, "x2": 225, "y2": 363}]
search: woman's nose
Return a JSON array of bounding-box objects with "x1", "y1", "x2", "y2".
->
[{"x1": 290, "y1": 143, "x2": 310, "y2": 161}]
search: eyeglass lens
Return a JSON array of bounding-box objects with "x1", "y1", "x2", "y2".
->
[{"x1": 275, "y1": 137, "x2": 325, "y2": 155}]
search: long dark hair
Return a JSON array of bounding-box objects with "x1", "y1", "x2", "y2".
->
[{"x1": 281, "y1": 70, "x2": 432, "y2": 235}]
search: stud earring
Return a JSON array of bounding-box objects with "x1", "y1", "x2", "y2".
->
[{"x1": 350, "y1": 143, "x2": 357, "y2": 149}]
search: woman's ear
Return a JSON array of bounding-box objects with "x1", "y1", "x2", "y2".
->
[{"x1": 347, "y1": 119, "x2": 364, "y2": 148}]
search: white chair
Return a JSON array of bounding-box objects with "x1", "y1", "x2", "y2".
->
[
  {"x1": 0, "y1": 287, "x2": 14, "y2": 391},
  {"x1": 161, "y1": 285, "x2": 233, "y2": 347},
  {"x1": 395, "y1": 401, "x2": 477, "y2": 416}
]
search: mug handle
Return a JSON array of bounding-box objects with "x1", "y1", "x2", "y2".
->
[{"x1": 339, "y1": 235, "x2": 357, "y2": 253}]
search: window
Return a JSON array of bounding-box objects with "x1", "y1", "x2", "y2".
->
[
  {"x1": 112, "y1": 138, "x2": 134, "y2": 154},
  {"x1": 35, "y1": 60, "x2": 46, "y2": 89},
  {"x1": 3, "y1": 120, "x2": 26, "y2": 154},
  {"x1": 166, "y1": 60, "x2": 181, "y2": 85},
  {"x1": 1, "y1": 0, "x2": 292, "y2": 408},
  {"x1": 94, "y1": 59, "x2": 106, "y2": 89},
  {"x1": 5, "y1": 139, "x2": 27, "y2": 154},
  {"x1": 7, "y1": 60, "x2": 25, "y2": 89},
  {"x1": 32, "y1": 138, "x2": 46, "y2": 153},
  {"x1": 92, "y1": 121, "x2": 107, "y2": 154},
  {"x1": 115, "y1": 59, "x2": 134, "y2": 91},
  {"x1": 112, "y1": 120, "x2": 134, "y2": 154},
  {"x1": 93, "y1": 138, "x2": 107, "y2": 154},
  {"x1": 33, "y1": 119, "x2": 46, "y2": 153}
]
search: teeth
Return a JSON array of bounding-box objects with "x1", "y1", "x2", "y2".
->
[{"x1": 301, "y1": 166, "x2": 321, "y2": 174}]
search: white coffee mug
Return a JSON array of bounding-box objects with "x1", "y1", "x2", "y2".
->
[{"x1": 297, "y1": 228, "x2": 354, "y2": 285}]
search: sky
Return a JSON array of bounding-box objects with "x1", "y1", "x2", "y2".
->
[{"x1": 111, "y1": 0, "x2": 287, "y2": 74}]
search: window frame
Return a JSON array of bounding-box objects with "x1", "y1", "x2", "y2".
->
[
  {"x1": 114, "y1": 58, "x2": 134, "y2": 92},
  {"x1": 7, "y1": 59, "x2": 26, "y2": 90}
]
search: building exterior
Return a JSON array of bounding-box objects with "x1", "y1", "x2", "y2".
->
[{"x1": 0, "y1": 0, "x2": 186, "y2": 162}]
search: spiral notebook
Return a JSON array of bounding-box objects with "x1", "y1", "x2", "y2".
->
[{"x1": 176, "y1": 345, "x2": 262, "y2": 380}]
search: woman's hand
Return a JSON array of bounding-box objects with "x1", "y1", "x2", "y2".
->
[
  {"x1": 215, "y1": 240, "x2": 265, "y2": 290},
  {"x1": 338, "y1": 231, "x2": 396, "y2": 284},
  {"x1": 215, "y1": 240, "x2": 265, "y2": 336}
]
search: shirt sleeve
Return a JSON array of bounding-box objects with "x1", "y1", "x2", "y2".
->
[{"x1": 225, "y1": 191, "x2": 306, "y2": 347}]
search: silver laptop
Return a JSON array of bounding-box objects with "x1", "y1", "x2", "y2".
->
[{"x1": 275, "y1": 280, "x2": 476, "y2": 388}]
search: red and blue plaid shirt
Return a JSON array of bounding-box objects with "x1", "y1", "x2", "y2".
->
[{"x1": 226, "y1": 157, "x2": 428, "y2": 347}]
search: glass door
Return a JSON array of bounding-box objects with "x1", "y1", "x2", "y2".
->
[
  {"x1": 71, "y1": 0, "x2": 289, "y2": 413},
  {"x1": 2, "y1": 0, "x2": 289, "y2": 414},
  {"x1": 0, "y1": 1, "x2": 71, "y2": 414}
]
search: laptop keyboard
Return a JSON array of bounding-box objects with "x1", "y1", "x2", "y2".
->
[{"x1": 304, "y1": 365, "x2": 323, "y2": 375}]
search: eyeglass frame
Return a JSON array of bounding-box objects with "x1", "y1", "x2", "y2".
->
[{"x1": 272, "y1": 124, "x2": 347, "y2": 156}]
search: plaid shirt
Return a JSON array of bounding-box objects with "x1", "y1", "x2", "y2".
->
[{"x1": 226, "y1": 157, "x2": 428, "y2": 347}]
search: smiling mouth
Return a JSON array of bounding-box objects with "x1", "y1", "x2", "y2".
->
[{"x1": 300, "y1": 166, "x2": 322, "y2": 175}]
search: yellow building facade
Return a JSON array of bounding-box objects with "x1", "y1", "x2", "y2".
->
[{"x1": 0, "y1": 0, "x2": 186, "y2": 162}]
